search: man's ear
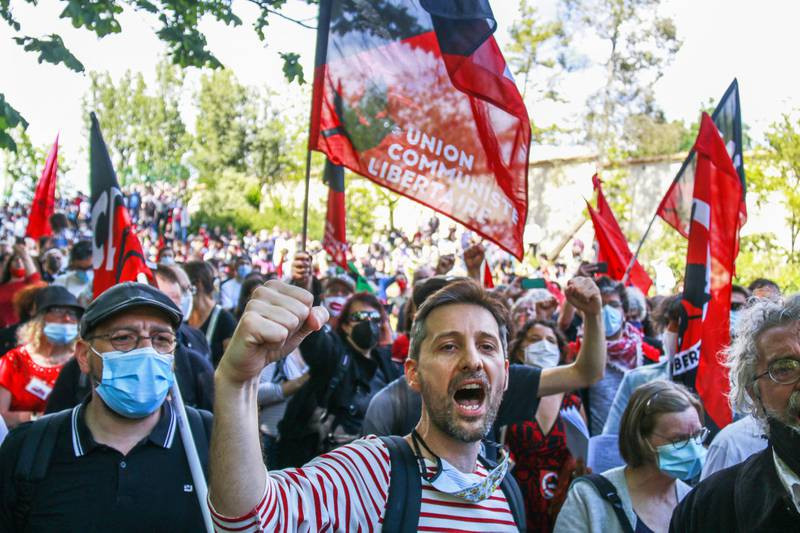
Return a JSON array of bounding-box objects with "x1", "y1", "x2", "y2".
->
[
  {"x1": 503, "y1": 358, "x2": 510, "y2": 392},
  {"x1": 75, "y1": 340, "x2": 91, "y2": 375},
  {"x1": 405, "y1": 357, "x2": 421, "y2": 393}
]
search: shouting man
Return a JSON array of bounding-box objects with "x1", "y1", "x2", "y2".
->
[{"x1": 209, "y1": 278, "x2": 604, "y2": 531}]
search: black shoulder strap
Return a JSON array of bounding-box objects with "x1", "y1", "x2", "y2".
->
[
  {"x1": 379, "y1": 436, "x2": 421, "y2": 533},
  {"x1": 13, "y1": 409, "x2": 72, "y2": 530},
  {"x1": 321, "y1": 351, "x2": 351, "y2": 408},
  {"x1": 478, "y1": 454, "x2": 526, "y2": 531},
  {"x1": 185, "y1": 407, "x2": 212, "y2": 472},
  {"x1": 581, "y1": 473, "x2": 634, "y2": 533}
]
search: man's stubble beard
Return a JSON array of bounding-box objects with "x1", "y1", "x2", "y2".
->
[
  {"x1": 760, "y1": 387, "x2": 800, "y2": 435},
  {"x1": 417, "y1": 370, "x2": 503, "y2": 443}
]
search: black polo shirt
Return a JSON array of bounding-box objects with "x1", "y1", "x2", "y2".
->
[{"x1": 0, "y1": 397, "x2": 208, "y2": 532}]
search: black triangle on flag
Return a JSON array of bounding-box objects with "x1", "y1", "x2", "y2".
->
[{"x1": 89, "y1": 112, "x2": 154, "y2": 297}]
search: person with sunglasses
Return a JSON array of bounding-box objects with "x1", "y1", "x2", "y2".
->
[
  {"x1": 0, "y1": 282, "x2": 212, "y2": 531},
  {"x1": 0, "y1": 286, "x2": 83, "y2": 428},
  {"x1": 671, "y1": 294, "x2": 800, "y2": 532},
  {"x1": 556, "y1": 380, "x2": 703, "y2": 533},
  {"x1": 273, "y1": 291, "x2": 401, "y2": 467}
]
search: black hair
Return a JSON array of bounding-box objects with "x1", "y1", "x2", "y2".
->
[
  {"x1": 747, "y1": 278, "x2": 779, "y2": 294},
  {"x1": 595, "y1": 275, "x2": 629, "y2": 313},
  {"x1": 70, "y1": 240, "x2": 93, "y2": 263}
]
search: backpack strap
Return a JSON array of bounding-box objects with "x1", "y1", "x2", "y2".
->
[
  {"x1": 379, "y1": 435, "x2": 421, "y2": 533},
  {"x1": 205, "y1": 305, "x2": 222, "y2": 346},
  {"x1": 13, "y1": 409, "x2": 73, "y2": 530},
  {"x1": 478, "y1": 453, "x2": 526, "y2": 531},
  {"x1": 581, "y1": 473, "x2": 635, "y2": 533},
  {"x1": 184, "y1": 406, "x2": 212, "y2": 472}
]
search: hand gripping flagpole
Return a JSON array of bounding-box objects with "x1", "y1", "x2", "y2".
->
[{"x1": 170, "y1": 381, "x2": 214, "y2": 533}]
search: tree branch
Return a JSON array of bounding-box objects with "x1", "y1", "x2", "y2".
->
[{"x1": 246, "y1": 1, "x2": 316, "y2": 30}]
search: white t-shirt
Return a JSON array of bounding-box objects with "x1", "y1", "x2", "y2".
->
[{"x1": 209, "y1": 436, "x2": 517, "y2": 532}]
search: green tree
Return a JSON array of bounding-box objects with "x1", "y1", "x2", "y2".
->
[
  {"x1": 506, "y1": 0, "x2": 567, "y2": 102},
  {"x1": 83, "y1": 60, "x2": 191, "y2": 184},
  {"x1": 1, "y1": 0, "x2": 316, "y2": 150},
  {"x1": 748, "y1": 112, "x2": 800, "y2": 263},
  {"x1": 561, "y1": 0, "x2": 681, "y2": 157},
  {"x1": 193, "y1": 69, "x2": 252, "y2": 178},
  {"x1": 2, "y1": 125, "x2": 71, "y2": 199}
]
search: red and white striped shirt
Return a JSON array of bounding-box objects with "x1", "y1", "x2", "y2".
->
[{"x1": 209, "y1": 436, "x2": 517, "y2": 532}]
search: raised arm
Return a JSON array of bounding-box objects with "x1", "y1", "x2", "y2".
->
[
  {"x1": 209, "y1": 281, "x2": 328, "y2": 518},
  {"x1": 538, "y1": 276, "x2": 605, "y2": 397}
]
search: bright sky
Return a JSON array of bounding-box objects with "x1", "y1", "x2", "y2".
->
[{"x1": 2, "y1": 0, "x2": 799, "y2": 189}]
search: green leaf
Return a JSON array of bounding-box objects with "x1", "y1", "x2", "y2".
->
[
  {"x1": 13, "y1": 34, "x2": 85, "y2": 72},
  {"x1": 59, "y1": 0, "x2": 123, "y2": 37},
  {"x1": 0, "y1": 93, "x2": 29, "y2": 152},
  {"x1": 279, "y1": 52, "x2": 305, "y2": 85}
]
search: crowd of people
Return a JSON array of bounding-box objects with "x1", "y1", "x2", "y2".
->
[{"x1": 0, "y1": 186, "x2": 797, "y2": 532}]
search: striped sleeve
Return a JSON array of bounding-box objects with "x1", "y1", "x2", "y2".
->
[{"x1": 209, "y1": 436, "x2": 391, "y2": 532}]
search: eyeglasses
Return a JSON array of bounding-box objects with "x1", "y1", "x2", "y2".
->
[
  {"x1": 87, "y1": 330, "x2": 177, "y2": 354},
  {"x1": 753, "y1": 358, "x2": 800, "y2": 385},
  {"x1": 348, "y1": 310, "x2": 381, "y2": 323},
  {"x1": 651, "y1": 427, "x2": 709, "y2": 449}
]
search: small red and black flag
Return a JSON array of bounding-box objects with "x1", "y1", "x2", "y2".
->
[
  {"x1": 309, "y1": 0, "x2": 530, "y2": 259},
  {"x1": 89, "y1": 112, "x2": 154, "y2": 298},
  {"x1": 657, "y1": 79, "x2": 746, "y2": 239}
]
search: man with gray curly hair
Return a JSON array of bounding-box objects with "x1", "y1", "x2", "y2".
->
[{"x1": 670, "y1": 295, "x2": 800, "y2": 532}]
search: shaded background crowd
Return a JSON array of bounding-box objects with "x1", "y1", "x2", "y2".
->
[{"x1": 0, "y1": 186, "x2": 788, "y2": 532}]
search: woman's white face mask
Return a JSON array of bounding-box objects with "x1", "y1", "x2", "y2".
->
[{"x1": 523, "y1": 340, "x2": 560, "y2": 369}]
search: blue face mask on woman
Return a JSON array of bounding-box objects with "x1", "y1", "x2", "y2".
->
[
  {"x1": 602, "y1": 305, "x2": 624, "y2": 338},
  {"x1": 91, "y1": 346, "x2": 175, "y2": 418},
  {"x1": 656, "y1": 438, "x2": 707, "y2": 480},
  {"x1": 43, "y1": 322, "x2": 78, "y2": 345}
]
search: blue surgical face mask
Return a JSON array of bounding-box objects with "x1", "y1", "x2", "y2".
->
[
  {"x1": 43, "y1": 322, "x2": 78, "y2": 345},
  {"x1": 91, "y1": 346, "x2": 175, "y2": 419},
  {"x1": 237, "y1": 265, "x2": 252, "y2": 278},
  {"x1": 729, "y1": 310, "x2": 740, "y2": 337},
  {"x1": 656, "y1": 439, "x2": 707, "y2": 480},
  {"x1": 602, "y1": 305, "x2": 624, "y2": 338},
  {"x1": 75, "y1": 269, "x2": 93, "y2": 284}
]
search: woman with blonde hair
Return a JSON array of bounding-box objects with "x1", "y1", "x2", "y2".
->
[
  {"x1": 555, "y1": 380, "x2": 707, "y2": 533},
  {"x1": 0, "y1": 286, "x2": 83, "y2": 427}
]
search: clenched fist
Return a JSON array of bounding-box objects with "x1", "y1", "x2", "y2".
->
[
  {"x1": 565, "y1": 276, "x2": 602, "y2": 316},
  {"x1": 217, "y1": 280, "x2": 328, "y2": 384}
]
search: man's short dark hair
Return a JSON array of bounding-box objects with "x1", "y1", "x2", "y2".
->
[
  {"x1": 154, "y1": 264, "x2": 180, "y2": 286},
  {"x1": 731, "y1": 284, "x2": 750, "y2": 300},
  {"x1": 70, "y1": 241, "x2": 93, "y2": 263},
  {"x1": 747, "y1": 278, "x2": 780, "y2": 294},
  {"x1": 408, "y1": 279, "x2": 510, "y2": 361},
  {"x1": 595, "y1": 275, "x2": 629, "y2": 312}
]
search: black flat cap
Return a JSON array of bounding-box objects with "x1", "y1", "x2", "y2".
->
[
  {"x1": 35, "y1": 286, "x2": 84, "y2": 316},
  {"x1": 80, "y1": 282, "x2": 183, "y2": 338}
]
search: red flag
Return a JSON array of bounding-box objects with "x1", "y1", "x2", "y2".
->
[
  {"x1": 672, "y1": 113, "x2": 743, "y2": 429},
  {"x1": 322, "y1": 159, "x2": 349, "y2": 270},
  {"x1": 656, "y1": 80, "x2": 746, "y2": 238},
  {"x1": 89, "y1": 113, "x2": 154, "y2": 298},
  {"x1": 309, "y1": 1, "x2": 530, "y2": 259},
  {"x1": 482, "y1": 260, "x2": 494, "y2": 289},
  {"x1": 588, "y1": 175, "x2": 653, "y2": 295},
  {"x1": 25, "y1": 135, "x2": 59, "y2": 240}
]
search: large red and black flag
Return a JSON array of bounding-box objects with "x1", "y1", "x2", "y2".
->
[
  {"x1": 89, "y1": 113, "x2": 154, "y2": 298},
  {"x1": 657, "y1": 79, "x2": 746, "y2": 238},
  {"x1": 309, "y1": 0, "x2": 530, "y2": 259},
  {"x1": 672, "y1": 113, "x2": 743, "y2": 430},
  {"x1": 588, "y1": 175, "x2": 653, "y2": 295},
  {"x1": 322, "y1": 159, "x2": 349, "y2": 269},
  {"x1": 26, "y1": 135, "x2": 59, "y2": 240}
]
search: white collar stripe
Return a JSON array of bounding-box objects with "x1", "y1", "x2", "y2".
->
[{"x1": 71, "y1": 405, "x2": 84, "y2": 457}]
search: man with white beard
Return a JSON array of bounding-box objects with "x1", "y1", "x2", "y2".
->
[{"x1": 671, "y1": 295, "x2": 800, "y2": 531}]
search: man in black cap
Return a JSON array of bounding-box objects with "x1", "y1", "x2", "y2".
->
[{"x1": 0, "y1": 282, "x2": 211, "y2": 532}]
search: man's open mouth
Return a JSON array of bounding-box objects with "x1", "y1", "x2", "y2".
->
[{"x1": 453, "y1": 381, "x2": 487, "y2": 414}]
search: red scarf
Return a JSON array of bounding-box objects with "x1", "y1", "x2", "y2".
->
[{"x1": 606, "y1": 322, "x2": 643, "y2": 372}]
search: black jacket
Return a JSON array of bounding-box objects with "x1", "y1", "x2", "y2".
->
[{"x1": 670, "y1": 446, "x2": 800, "y2": 532}]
